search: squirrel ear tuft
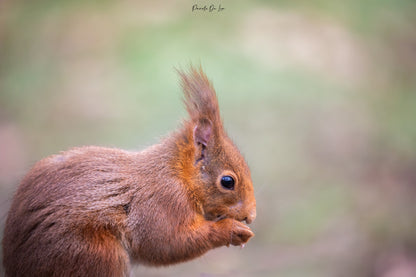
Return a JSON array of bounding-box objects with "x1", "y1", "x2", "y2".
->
[
  {"x1": 193, "y1": 119, "x2": 212, "y2": 147},
  {"x1": 177, "y1": 66, "x2": 221, "y2": 126}
]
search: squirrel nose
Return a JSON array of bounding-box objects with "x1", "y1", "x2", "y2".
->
[{"x1": 245, "y1": 208, "x2": 256, "y2": 224}]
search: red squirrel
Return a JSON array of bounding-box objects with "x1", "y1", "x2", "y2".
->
[{"x1": 2, "y1": 66, "x2": 256, "y2": 277}]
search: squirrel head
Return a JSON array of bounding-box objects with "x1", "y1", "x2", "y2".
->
[{"x1": 177, "y1": 66, "x2": 256, "y2": 224}]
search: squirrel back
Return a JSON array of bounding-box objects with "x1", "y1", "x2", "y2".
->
[{"x1": 2, "y1": 66, "x2": 256, "y2": 277}]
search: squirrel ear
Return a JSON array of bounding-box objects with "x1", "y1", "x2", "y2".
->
[{"x1": 193, "y1": 118, "x2": 212, "y2": 147}]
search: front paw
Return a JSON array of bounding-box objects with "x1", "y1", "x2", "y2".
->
[{"x1": 215, "y1": 218, "x2": 254, "y2": 246}]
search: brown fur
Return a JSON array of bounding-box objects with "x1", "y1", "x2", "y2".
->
[{"x1": 2, "y1": 66, "x2": 256, "y2": 277}]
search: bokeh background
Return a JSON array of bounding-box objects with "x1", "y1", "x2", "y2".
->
[{"x1": 1, "y1": 0, "x2": 416, "y2": 276}]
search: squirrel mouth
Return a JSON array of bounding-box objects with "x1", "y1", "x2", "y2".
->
[
  {"x1": 213, "y1": 214, "x2": 249, "y2": 224},
  {"x1": 206, "y1": 212, "x2": 249, "y2": 224},
  {"x1": 214, "y1": 214, "x2": 227, "y2": 222},
  {"x1": 203, "y1": 213, "x2": 227, "y2": 222}
]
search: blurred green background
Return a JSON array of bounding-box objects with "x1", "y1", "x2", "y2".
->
[{"x1": 1, "y1": 0, "x2": 416, "y2": 276}]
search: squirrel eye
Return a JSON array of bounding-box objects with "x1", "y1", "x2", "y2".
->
[{"x1": 220, "y1": 175, "x2": 235, "y2": 190}]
